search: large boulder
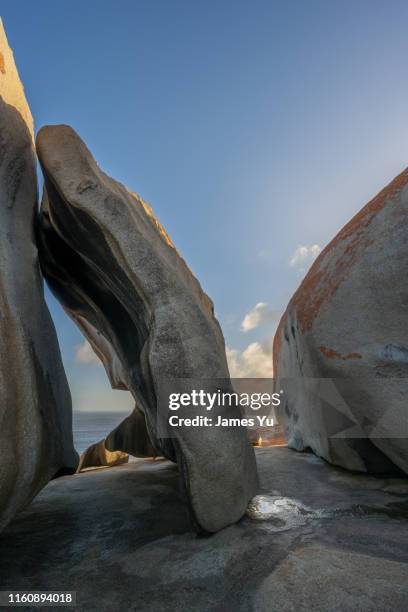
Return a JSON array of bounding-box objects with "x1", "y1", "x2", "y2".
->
[
  {"x1": 274, "y1": 168, "x2": 408, "y2": 474},
  {"x1": 0, "y1": 21, "x2": 77, "y2": 531},
  {"x1": 36, "y1": 125, "x2": 258, "y2": 532}
]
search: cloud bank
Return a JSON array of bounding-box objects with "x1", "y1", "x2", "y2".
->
[
  {"x1": 241, "y1": 302, "x2": 278, "y2": 332},
  {"x1": 289, "y1": 244, "x2": 321, "y2": 269},
  {"x1": 226, "y1": 338, "x2": 273, "y2": 378}
]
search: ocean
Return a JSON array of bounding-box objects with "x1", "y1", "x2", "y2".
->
[{"x1": 72, "y1": 411, "x2": 130, "y2": 456}]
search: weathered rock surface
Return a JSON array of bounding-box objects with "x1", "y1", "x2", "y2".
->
[
  {"x1": 0, "y1": 21, "x2": 77, "y2": 532},
  {"x1": 274, "y1": 169, "x2": 408, "y2": 474},
  {"x1": 0, "y1": 447, "x2": 407, "y2": 611},
  {"x1": 105, "y1": 405, "x2": 158, "y2": 458},
  {"x1": 77, "y1": 440, "x2": 128, "y2": 472},
  {"x1": 36, "y1": 125, "x2": 258, "y2": 533}
]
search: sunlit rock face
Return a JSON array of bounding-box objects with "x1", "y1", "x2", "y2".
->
[
  {"x1": 36, "y1": 125, "x2": 258, "y2": 532},
  {"x1": 79, "y1": 405, "x2": 157, "y2": 472},
  {"x1": 77, "y1": 440, "x2": 128, "y2": 472},
  {"x1": 0, "y1": 21, "x2": 78, "y2": 531},
  {"x1": 274, "y1": 169, "x2": 408, "y2": 475}
]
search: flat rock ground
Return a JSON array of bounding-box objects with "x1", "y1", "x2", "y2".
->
[{"x1": 0, "y1": 447, "x2": 407, "y2": 612}]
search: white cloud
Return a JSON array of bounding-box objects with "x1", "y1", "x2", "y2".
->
[
  {"x1": 241, "y1": 302, "x2": 278, "y2": 333},
  {"x1": 75, "y1": 340, "x2": 102, "y2": 367},
  {"x1": 226, "y1": 338, "x2": 273, "y2": 378},
  {"x1": 289, "y1": 244, "x2": 321, "y2": 269}
]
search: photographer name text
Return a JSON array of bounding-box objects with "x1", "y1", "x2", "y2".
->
[{"x1": 167, "y1": 389, "x2": 282, "y2": 428}]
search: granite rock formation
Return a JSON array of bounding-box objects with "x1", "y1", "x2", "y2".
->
[
  {"x1": 1, "y1": 447, "x2": 407, "y2": 612},
  {"x1": 274, "y1": 169, "x2": 408, "y2": 475},
  {"x1": 0, "y1": 21, "x2": 77, "y2": 532},
  {"x1": 77, "y1": 440, "x2": 128, "y2": 472},
  {"x1": 105, "y1": 405, "x2": 158, "y2": 458},
  {"x1": 36, "y1": 125, "x2": 258, "y2": 532}
]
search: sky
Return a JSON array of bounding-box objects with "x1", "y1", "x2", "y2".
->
[{"x1": 2, "y1": 1, "x2": 408, "y2": 411}]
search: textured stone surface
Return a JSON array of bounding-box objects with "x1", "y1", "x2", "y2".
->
[
  {"x1": 0, "y1": 21, "x2": 77, "y2": 532},
  {"x1": 0, "y1": 447, "x2": 407, "y2": 611},
  {"x1": 77, "y1": 440, "x2": 128, "y2": 472},
  {"x1": 78, "y1": 404, "x2": 158, "y2": 471},
  {"x1": 36, "y1": 125, "x2": 258, "y2": 532},
  {"x1": 274, "y1": 169, "x2": 408, "y2": 475},
  {"x1": 105, "y1": 405, "x2": 158, "y2": 458}
]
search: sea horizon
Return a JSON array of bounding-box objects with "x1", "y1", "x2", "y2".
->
[{"x1": 72, "y1": 410, "x2": 130, "y2": 455}]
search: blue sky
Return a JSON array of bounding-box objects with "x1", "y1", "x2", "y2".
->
[{"x1": 3, "y1": 1, "x2": 408, "y2": 410}]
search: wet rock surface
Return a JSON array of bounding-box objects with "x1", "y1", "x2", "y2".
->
[
  {"x1": 0, "y1": 446, "x2": 407, "y2": 611},
  {"x1": 0, "y1": 20, "x2": 77, "y2": 532},
  {"x1": 274, "y1": 169, "x2": 408, "y2": 475}
]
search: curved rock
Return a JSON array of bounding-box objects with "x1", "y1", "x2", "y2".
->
[
  {"x1": 77, "y1": 440, "x2": 128, "y2": 472},
  {"x1": 0, "y1": 22, "x2": 77, "y2": 531},
  {"x1": 36, "y1": 124, "x2": 258, "y2": 532},
  {"x1": 105, "y1": 405, "x2": 158, "y2": 458},
  {"x1": 274, "y1": 168, "x2": 408, "y2": 474},
  {"x1": 73, "y1": 316, "x2": 128, "y2": 391}
]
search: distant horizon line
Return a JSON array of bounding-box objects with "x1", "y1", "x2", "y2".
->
[{"x1": 73, "y1": 409, "x2": 131, "y2": 414}]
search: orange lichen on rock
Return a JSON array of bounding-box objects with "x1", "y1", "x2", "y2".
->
[
  {"x1": 290, "y1": 167, "x2": 408, "y2": 332},
  {"x1": 319, "y1": 346, "x2": 362, "y2": 360},
  {"x1": 272, "y1": 311, "x2": 287, "y2": 376}
]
